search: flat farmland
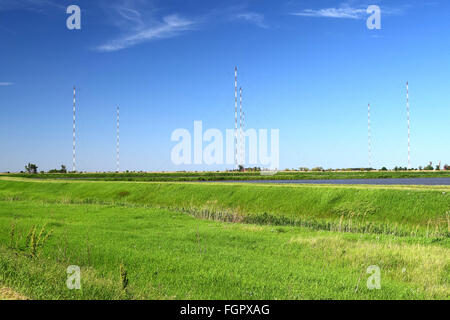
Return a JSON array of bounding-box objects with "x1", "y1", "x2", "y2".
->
[
  {"x1": 5, "y1": 170, "x2": 450, "y2": 182},
  {"x1": 0, "y1": 178, "x2": 448, "y2": 300}
]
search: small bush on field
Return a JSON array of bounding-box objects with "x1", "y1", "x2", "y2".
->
[
  {"x1": 120, "y1": 263, "x2": 129, "y2": 291},
  {"x1": 118, "y1": 191, "x2": 130, "y2": 198},
  {"x1": 332, "y1": 201, "x2": 377, "y2": 217},
  {"x1": 9, "y1": 221, "x2": 16, "y2": 249},
  {"x1": 23, "y1": 224, "x2": 53, "y2": 258},
  {"x1": 424, "y1": 162, "x2": 434, "y2": 171}
]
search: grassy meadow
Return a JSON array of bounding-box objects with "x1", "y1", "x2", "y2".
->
[
  {"x1": 4, "y1": 170, "x2": 450, "y2": 182},
  {"x1": 0, "y1": 177, "x2": 448, "y2": 300}
]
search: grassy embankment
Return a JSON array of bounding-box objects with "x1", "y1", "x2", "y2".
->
[
  {"x1": 0, "y1": 178, "x2": 448, "y2": 237},
  {"x1": 0, "y1": 178, "x2": 448, "y2": 299}
]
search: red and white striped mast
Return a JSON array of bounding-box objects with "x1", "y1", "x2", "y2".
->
[
  {"x1": 239, "y1": 87, "x2": 243, "y2": 170},
  {"x1": 72, "y1": 86, "x2": 76, "y2": 172},
  {"x1": 234, "y1": 67, "x2": 238, "y2": 170},
  {"x1": 368, "y1": 103, "x2": 371, "y2": 168},
  {"x1": 242, "y1": 110, "x2": 245, "y2": 170},
  {"x1": 406, "y1": 81, "x2": 411, "y2": 169},
  {"x1": 116, "y1": 106, "x2": 120, "y2": 173}
]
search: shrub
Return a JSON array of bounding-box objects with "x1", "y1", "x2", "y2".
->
[
  {"x1": 120, "y1": 264, "x2": 129, "y2": 290},
  {"x1": 424, "y1": 162, "x2": 434, "y2": 170},
  {"x1": 25, "y1": 225, "x2": 53, "y2": 258},
  {"x1": 25, "y1": 163, "x2": 38, "y2": 174}
]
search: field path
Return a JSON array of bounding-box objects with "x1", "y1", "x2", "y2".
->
[
  {"x1": 217, "y1": 177, "x2": 450, "y2": 186},
  {"x1": 0, "y1": 287, "x2": 28, "y2": 300},
  {"x1": 2, "y1": 176, "x2": 450, "y2": 192}
]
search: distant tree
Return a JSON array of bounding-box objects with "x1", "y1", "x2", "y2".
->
[
  {"x1": 48, "y1": 165, "x2": 67, "y2": 174},
  {"x1": 25, "y1": 163, "x2": 38, "y2": 174},
  {"x1": 444, "y1": 164, "x2": 449, "y2": 171},
  {"x1": 381, "y1": 167, "x2": 388, "y2": 171},
  {"x1": 424, "y1": 162, "x2": 434, "y2": 170}
]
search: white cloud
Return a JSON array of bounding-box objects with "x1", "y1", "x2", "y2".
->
[
  {"x1": 0, "y1": 82, "x2": 13, "y2": 86},
  {"x1": 234, "y1": 12, "x2": 267, "y2": 28},
  {"x1": 95, "y1": 0, "x2": 199, "y2": 52},
  {"x1": 96, "y1": 14, "x2": 196, "y2": 52},
  {"x1": 292, "y1": 6, "x2": 366, "y2": 19},
  {"x1": 0, "y1": 0, "x2": 64, "y2": 11},
  {"x1": 292, "y1": 2, "x2": 403, "y2": 20},
  {"x1": 109, "y1": 3, "x2": 145, "y2": 31}
]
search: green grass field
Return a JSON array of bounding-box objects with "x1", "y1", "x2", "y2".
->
[
  {"x1": 5, "y1": 170, "x2": 450, "y2": 182},
  {"x1": 0, "y1": 178, "x2": 448, "y2": 300}
]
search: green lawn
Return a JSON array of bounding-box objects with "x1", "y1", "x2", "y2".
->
[{"x1": 0, "y1": 178, "x2": 448, "y2": 300}]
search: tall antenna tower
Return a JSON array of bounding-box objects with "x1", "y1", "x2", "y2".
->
[
  {"x1": 116, "y1": 106, "x2": 120, "y2": 173},
  {"x1": 72, "y1": 86, "x2": 76, "y2": 172},
  {"x1": 368, "y1": 103, "x2": 371, "y2": 168},
  {"x1": 239, "y1": 87, "x2": 243, "y2": 169},
  {"x1": 234, "y1": 67, "x2": 238, "y2": 170},
  {"x1": 242, "y1": 111, "x2": 245, "y2": 169},
  {"x1": 406, "y1": 81, "x2": 411, "y2": 169}
]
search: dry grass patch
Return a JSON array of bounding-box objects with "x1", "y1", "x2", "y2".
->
[
  {"x1": 289, "y1": 235, "x2": 450, "y2": 298},
  {"x1": 0, "y1": 287, "x2": 28, "y2": 300}
]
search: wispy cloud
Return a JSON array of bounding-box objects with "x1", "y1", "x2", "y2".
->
[
  {"x1": 95, "y1": 0, "x2": 200, "y2": 52},
  {"x1": 291, "y1": 2, "x2": 404, "y2": 20},
  {"x1": 0, "y1": 82, "x2": 13, "y2": 86},
  {"x1": 0, "y1": 0, "x2": 65, "y2": 11},
  {"x1": 97, "y1": 1, "x2": 271, "y2": 52},
  {"x1": 96, "y1": 14, "x2": 197, "y2": 52},
  {"x1": 292, "y1": 5, "x2": 366, "y2": 19},
  {"x1": 104, "y1": 0, "x2": 147, "y2": 32},
  {"x1": 233, "y1": 12, "x2": 268, "y2": 28}
]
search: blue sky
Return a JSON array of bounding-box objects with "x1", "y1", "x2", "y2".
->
[{"x1": 0, "y1": 0, "x2": 449, "y2": 172}]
